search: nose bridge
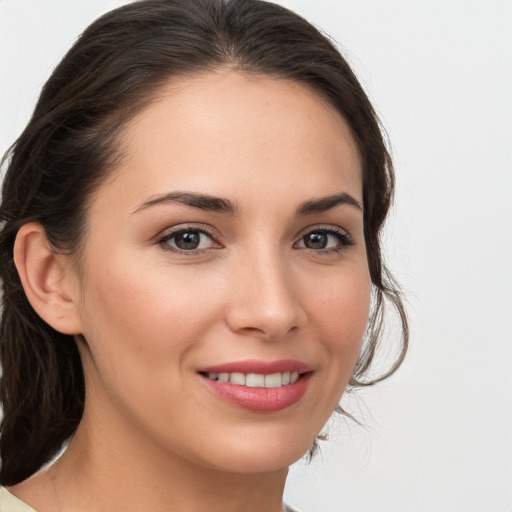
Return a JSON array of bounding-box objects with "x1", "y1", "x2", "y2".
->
[{"x1": 227, "y1": 241, "x2": 304, "y2": 339}]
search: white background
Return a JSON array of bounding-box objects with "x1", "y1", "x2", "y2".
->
[{"x1": 1, "y1": 1, "x2": 511, "y2": 511}]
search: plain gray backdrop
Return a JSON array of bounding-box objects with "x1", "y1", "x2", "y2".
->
[{"x1": 1, "y1": 1, "x2": 511, "y2": 511}]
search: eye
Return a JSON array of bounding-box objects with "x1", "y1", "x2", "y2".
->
[
  {"x1": 158, "y1": 227, "x2": 220, "y2": 253},
  {"x1": 295, "y1": 227, "x2": 353, "y2": 252}
]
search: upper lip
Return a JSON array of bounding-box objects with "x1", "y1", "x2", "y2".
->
[{"x1": 198, "y1": 359, "x2": 313, "y2": 375}]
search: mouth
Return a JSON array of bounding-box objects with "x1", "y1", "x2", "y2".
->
[
  {"x1": 199, "y1": 370, "x2": 301, "y2": 388},
  {"x1": 197, "y1": 360, "x2": 313, "y2": 412}
]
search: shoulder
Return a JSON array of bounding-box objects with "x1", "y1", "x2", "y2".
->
[{"x1": 0, "y1": 487, "x2": 39, "y2": 512}]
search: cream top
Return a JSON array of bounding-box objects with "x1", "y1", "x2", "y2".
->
[{"x1": 0, "y1": 487, "x2": 37, "y2": 512}]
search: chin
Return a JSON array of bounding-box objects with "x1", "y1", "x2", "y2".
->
[{"x1": 194, "y1": 424, "x2": 319, "y2": 474}]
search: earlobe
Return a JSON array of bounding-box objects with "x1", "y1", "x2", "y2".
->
[{"x1": 13, "y1": 222, "x2": 83, "y2": 335}]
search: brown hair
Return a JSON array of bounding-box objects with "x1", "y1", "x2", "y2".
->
[{"x1": 0, "y1": 0, "x2": 408, "y2": 485}]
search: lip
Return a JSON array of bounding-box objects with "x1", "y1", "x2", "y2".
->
[
  {"x1": 198, "y1": 359, "x2": 313, "y2": 413},
  {"x1": 198, "y1": 359, "x2": 313, "y2": 375}
]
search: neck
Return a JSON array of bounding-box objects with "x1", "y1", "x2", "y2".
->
[{"x1": 51, "y1": 407, "x2": 288, "y2": 512}]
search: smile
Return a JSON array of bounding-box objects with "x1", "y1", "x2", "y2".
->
[
  {"x1": 198, "y1": 360, "x2": 313, "y2": 412},
  {"x1": 205, "y1": 371, "x2": 300, "y2": 388}
]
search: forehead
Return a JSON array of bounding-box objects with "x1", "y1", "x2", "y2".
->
[{"x1": 97, "y1": 70, "x2": 363, "y2": 213}]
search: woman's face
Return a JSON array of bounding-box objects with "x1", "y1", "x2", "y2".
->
[{"x1": 72, "y1": 71, "x2": 370, "y2": 473}]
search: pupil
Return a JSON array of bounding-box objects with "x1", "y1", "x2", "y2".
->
[
  {"x1": 175, "y1": 231, "x2": 200, "y2": 250},
  {"x1": 305, "y1": 232, "x2": 327, "y2": 249}
]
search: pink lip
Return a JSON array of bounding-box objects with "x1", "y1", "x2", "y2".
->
[
  {"x1": 198, "y1": 359, "x2": 313, "y2": 375},
  {"x1": 198, "y1": 359, "x2": 313, "y2": 413}
]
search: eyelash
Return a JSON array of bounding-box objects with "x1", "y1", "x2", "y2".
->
[{"x1": 156, "y1": 224, "x2": 354, "y2": 255}]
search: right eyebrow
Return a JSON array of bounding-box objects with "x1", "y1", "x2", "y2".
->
[
  {"x1": 132, "y1": 191, "x2": 239, "y2": 215},
  {"x1": 296, "y1": 192, "x2": 363, "y2": 216}
]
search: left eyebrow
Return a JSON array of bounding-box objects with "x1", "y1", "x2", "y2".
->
[
  {"x1": 132, "y1": 191, "x2": 239, "y2": 215},
  {"x1": 297, "y1": 192, "x2": 363, "y2": 215}
]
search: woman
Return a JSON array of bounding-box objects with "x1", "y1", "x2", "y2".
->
[{"x1": 0, "y1": 1, "x2": 407, "y2": 511}]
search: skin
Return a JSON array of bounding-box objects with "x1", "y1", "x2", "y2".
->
[{"x1": 11, "y1": 70, "x2": 371, "y2": 512}]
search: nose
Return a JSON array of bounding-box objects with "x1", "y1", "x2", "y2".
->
[{"x1": 225, "y1": 248, "x2": 306, "y2": 340}]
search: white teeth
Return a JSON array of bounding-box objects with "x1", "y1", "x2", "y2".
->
[
  {"x1": 230, "y1": 372, "x2": 246, "y2": 385},
  {"x1": 246, "y1": 373, "x2": 265, "y2": 387},
  {"x1": 207, "y1": 371, "x2": 303, "y2": 388},
  {"x1": 264, "y1": 373, "x2": 282, "y2": 388}
]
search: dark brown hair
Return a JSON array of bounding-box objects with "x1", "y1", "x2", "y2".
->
[{"x1": 0, "y1": 0, "x2": 408, "y2": 485}]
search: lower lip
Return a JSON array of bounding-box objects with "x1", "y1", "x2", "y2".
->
[{"x1": 200, "y1": 373, "x2": 311, "y2": 412}]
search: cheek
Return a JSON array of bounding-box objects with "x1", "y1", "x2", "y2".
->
[
  {"x1": 78, "y1": 257, "x2": 224, "y2": 380},
  {"x1": 305, "y1": 265, "x2": 371, "y2": 370},
  {"x1": 311, "y1": 265, "x2": 370, "y2": 329},
  {"x1": 76, "y1": 260, "x2": 226, "y2": 433}
]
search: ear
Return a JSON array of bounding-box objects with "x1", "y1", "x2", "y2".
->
[{"x1": 13, "y1": 222, "x2": 83, "y2": 335}]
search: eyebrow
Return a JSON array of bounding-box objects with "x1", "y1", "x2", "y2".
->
[
  {"x1": 297, "y1": 192, "x2": 363, "y2": 215},
  {"x1": 132, "y1": 191, "x2": 239, "y2": 215},
  {"x1": 132, "y1": 190, "x2": 362, "y2": 216}
]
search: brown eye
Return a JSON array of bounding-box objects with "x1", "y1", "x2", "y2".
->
[
  {"x1": 303, "y1": 232, "x2": 329, "y2": 249},
  {"x1": 159, "y1": 228, "x2": 219, "y2": 252},
  {"x1": 174, "y1": 231, "x2": 201, "y2": 250},
  {"x1": 295, "y1": 228, "x2": 353, "y2": 251}
]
